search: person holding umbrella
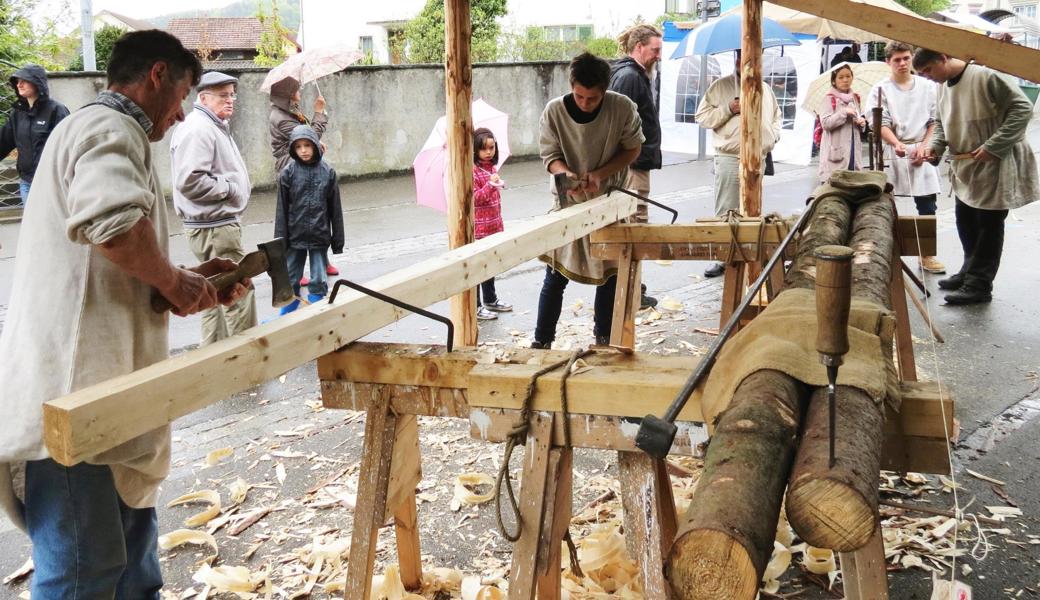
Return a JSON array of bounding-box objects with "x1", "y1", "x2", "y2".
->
[
  {"x1": 695, "y1": 50, "x2": 782, "y2": 278},
  {"x1": 530, "y1": 52, "x2": 644, "y2": 349},
  {"x1": 268, "y1": 77, "x2": 338, "y2": 279}
]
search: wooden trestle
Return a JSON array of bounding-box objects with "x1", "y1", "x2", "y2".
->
[{"x1": 316, "y1": 216, "x2": 950, "y2": 599}]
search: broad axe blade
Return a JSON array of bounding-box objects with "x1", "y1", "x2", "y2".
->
[
  {"x1": 553, "y1": 172, "x2": 578, "y2": 206},
  {"x1": 257, "y1": 238, "x2": 294, "y2": 307}
]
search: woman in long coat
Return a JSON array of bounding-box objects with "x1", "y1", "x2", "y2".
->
[{"x1": 817, "y1": 64, "x2": 867, "y2": 183}]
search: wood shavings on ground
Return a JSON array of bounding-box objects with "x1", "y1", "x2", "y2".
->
[{"x1": 167, "y1": 490, "x2": 222, "y2": 528}]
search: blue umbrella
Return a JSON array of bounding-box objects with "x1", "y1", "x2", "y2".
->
[{"x1": 671, "y1": 13, "x2": 800, "y2": 59}]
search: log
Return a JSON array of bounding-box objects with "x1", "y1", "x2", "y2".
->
[
  {"x1": 785, "y1": 197, "x2": 896, "y2": 551},
  {"x1": 784, "y1": 196, "x2": 853, "y2": 291},
  {"x1": 444, "y1": 0, "x2": 477, "y2": 346},
  {"x1": 739, "y1": 0, "x2": 764, "y2": 217},
  {"x1": 667, "y1": 370, "x2": 808, "y2": 599}
]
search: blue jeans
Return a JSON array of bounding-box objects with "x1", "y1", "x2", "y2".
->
[
  {"x1": 913, "y1": 194, "x2": 937, "y2": 216},
  {"x1": 24, "y1": 459, "x2": 163, "y2": 599},
  {"x1": 18, "y1": 180, "x2": 31, "y2": 205},
  {"x1": 534, "y1": 266, "x2": 617, "y2": 344},
  {"x1": 287, "y1": 247, "x2": 329, "y2": 297}
]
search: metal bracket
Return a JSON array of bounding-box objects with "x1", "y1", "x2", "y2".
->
[
  {"x1": 328, "y1": 278, "x2": 456, "y2": 352},
  {"x1": 608, "y1": 186, "x2": 679, "y2": 224}
]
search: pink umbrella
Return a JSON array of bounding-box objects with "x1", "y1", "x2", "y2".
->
[
  {"x1": 260, "y1": 44, "x2": 364, "y2": 93},
  {"x1": 413, "y1": 98, "x2": 511, "y2": 212}
]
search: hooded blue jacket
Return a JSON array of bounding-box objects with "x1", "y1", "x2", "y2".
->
[
  {"x1": 275, "y1": 125, "x2": 345, "y2": 252},
  {"x1": 0, "y1": 64, "x2": 70, "y2": 182}
]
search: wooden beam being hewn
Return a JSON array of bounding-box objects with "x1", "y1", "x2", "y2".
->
[
  {"x1": 768, "y1": 0, "x2": 1040, "y2": 83},
  {"x1": 42, "y1": 196, "x2": 637, "y2": 466}
]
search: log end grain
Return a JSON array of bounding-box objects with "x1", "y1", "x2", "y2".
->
[
  {"x1": 667, "y1": 528, "x2": 759, "y2": 600},
  {"x1": 785, "y1": 475, "x2": 875, "y2": 552}
]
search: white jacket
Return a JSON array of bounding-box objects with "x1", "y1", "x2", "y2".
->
[{"x1": 695, "y1": 74, "x2": 782, "y2": 157}]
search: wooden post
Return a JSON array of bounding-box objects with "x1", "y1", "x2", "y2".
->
[
  {"x1": 739, "y1": 0, "x2": 764, "y2": 218},
  {"x1": 444, "y1": 0, "x2": 477, "y2": 346}
]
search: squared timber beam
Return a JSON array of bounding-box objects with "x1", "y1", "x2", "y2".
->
[
  {"x1": 769, "y1": 0, "x2": 1040, "y2": 83},
  {"x1": 42, "y1": 196, "x2": 637, "y2": 466}
]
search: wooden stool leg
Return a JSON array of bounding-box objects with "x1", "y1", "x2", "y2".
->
[
  {"x1": 618, "y1": 451, "x2": 675, "y2": 599},
  {"x1": 535, "y1": 447, "x2": 573, "y2": 600},
  {"x1": 889, "y1": 252, "x2": 917, "y2": 382},
  {"x1": 610, "y1": 245, "x2": 640, "y2": 349},
  {"x1": 719, "y1": 261, "x2": 747, "y2": 330},
  {"x1": 509, "y1": 414, "x2": 555, "y2": 600},
  {"x1": 344, "y1": 388, "x2": 398, "y2": 599},
  {"x1": 839, "y1": 525, "x2": 889, "y2": 600},
  {"x1": 387, "y1": 414, "x2": 423, "y2": 590}
]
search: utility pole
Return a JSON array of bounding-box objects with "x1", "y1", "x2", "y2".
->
[{"x1": 80, "y1": 0, "x2": 96, "y2": 71}]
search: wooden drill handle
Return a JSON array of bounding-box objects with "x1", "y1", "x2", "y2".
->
[{"x1": 814, "y1": 245, "x2": 854, "y2": 358}]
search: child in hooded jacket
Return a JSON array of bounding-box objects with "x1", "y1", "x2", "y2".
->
[
  {"x1": 472, "y1": 127, "x2": 512, "y2": 320},
  {"x1": 275, "y1": 124, "x2": 344, "y2": 314}
]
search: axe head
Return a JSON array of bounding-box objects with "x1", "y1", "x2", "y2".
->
[
  {"x1": 553, "y1": 172, "x2": 578, "y2": 206},
  {"x1": 258, "y1": 238, "x2": 294, "y2": 307}
]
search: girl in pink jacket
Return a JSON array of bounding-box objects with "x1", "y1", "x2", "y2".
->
[
  {"x1": 473, "y1": 127, "x2": 512, "y2": 321},
  {"x1": 818, "y1": 64, "x2": 868, "y2": 183}
]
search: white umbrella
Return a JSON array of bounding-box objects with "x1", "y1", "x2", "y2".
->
[{"x1": 260, "y1": 44, "x2": 364, "y2": 93}]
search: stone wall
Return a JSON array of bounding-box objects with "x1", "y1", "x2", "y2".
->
[{"x1": 47, "y1": 61, "x2": 571, "y2": 193}]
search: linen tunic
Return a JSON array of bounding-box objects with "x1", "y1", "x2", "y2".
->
[
  {"x1": 538, "y1": 91, "x2": 644, "y2": 284},
  {"x1": 931, "y1": 64, "x2": 1039, "y2": 211},
  {"x1": 0, "y1": 103, "x2": 172, "y2": 527},
  {"x1": 867, "y1": 76, "x2": 941, "y2": 197}
]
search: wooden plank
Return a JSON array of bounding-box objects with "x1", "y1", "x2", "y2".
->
[
  {"x1": 609, "y1": 245, "x2": 639, "y2": 349},
  {"x1": 740, "y1": 0, "x2": 764, "y2": 217},
  {"x1": 591, "y1": 242, "x2": 781, "y2": 262},
  {"x1": 43, "y1": 195, "x2": 637, "y2": 466},
  {"x1": 839, "y1": 525, "x2": 890, "y2": 599},
  {"x1": 897, "y1": 216, "x2": 936, "y2": 257},
  {"x1": 394, "y1": 494, "x2": 423, "y2": 591},
  {"x1": 768, "y1": 0, "x2": 1040, "y2": 84},
  {"x1": 535, "y1": 448, "x2": 573, "y2": 600},
  {"x1": 889, "y1": 249, "x2": 917, "y2": 382},
  {"x1": 509, "y1": 413, "x2": 554, "y2": 600},
  {"x1": 385, "y1": 414, "x2": 421, "y2": 522},
  {"x1": 589, "y1": 223, "x2": 787, "y2": 245},
  {"x1": 321, "y1": 381, "x2": 469, "y2": 416},
  {"x1": 618, "y1": 452, "x2": 674, "y2": 599},
  {"x1": 469, "y1": 408, "x2": 708, "y2": 456},
  {"x1": 718, "y1": 262, "x2": 746, "y2": 330},
  {"x1": 444, "y1": 0, "x2": 477, "y2": 347},
  {"x1": 344, "y1": 388, "x2": 397, "y2": 599},
  {"x1": 467, "y1": 360, "x2": 705, "y2": 422},
  {"x1": 885, "y1": 381, "x2": 954, "y2": 439}
]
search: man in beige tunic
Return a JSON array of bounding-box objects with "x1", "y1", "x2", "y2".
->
[
  {"x1": 914, "y1": 48, "x2": 1039, "y2": 305},
  {"x1": 0, "y1": 30, "x2": 247, "y2": 597},
  {"x1": 531, "y1": 52, "x2": 643, "y2": 349}
]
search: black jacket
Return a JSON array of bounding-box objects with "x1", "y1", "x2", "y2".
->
[
  {"x1": 275, "y1": 125, "x2": 345, "y2": 253},
  {"x1": 0, "y1": 64, "x2": 70, "y2": 182},
  {"x1": 609, "y1": 57, "x2": 661, "y2": 171}
]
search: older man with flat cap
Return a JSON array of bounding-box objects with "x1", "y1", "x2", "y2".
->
[{"x1": 170, "y1": 71, "x2": 257, "y2": 345}]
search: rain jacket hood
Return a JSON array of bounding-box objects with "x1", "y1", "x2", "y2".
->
[
  {"x1": 269, "y1": 77, "x2": 300, "y2": 113},
  {"x1": 9, "y1": 64, "x2": 50, "y2": 100},
  {"x1": 288, "y1": 124, "x2": 322, "y2": 164}
]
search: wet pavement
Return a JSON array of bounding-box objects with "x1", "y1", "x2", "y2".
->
[{"x1": 0, "y1": 123, "x2": 1039, "y2": 597}]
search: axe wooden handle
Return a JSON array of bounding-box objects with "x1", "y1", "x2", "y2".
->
[{"x1": 150, "y1": 252, "x2": 268, "y2": 314}]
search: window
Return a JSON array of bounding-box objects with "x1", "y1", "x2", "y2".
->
[
  {"x1": 674, "y1": 55, "x2": 722, "y2": 123},
  {"x1": 542, "y1": 24, "x2": 593, "y2": 42},
  {"x1": 763, "y1": 51, "x2": 798, "y2": 130},
  {"x1": 360, "y1": 36, "x2": 374, "y2": 55},
  {"x1": 1013, "y1": 4, "x2": 1037, "y2": 19}
]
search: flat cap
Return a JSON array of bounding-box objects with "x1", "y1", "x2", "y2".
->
[{"x1": 197, "y1": 71, "x2": 238, "y2": 91}]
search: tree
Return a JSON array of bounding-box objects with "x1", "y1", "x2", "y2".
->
[
  {"x1": 894, "y1": 0, "x2": 950, "y2": 15},
  {"x1": 67, "y1": 25, "x2": 124, "y2": 71},
  {"x1": 255, "y1": 0, "x2": 290, "y2": 67},
  {"x1": 402, "y1": 0, "x2": 507, "y2": 64},
  {"x1": 1, "y1": 0, "x2": 72, "y2": 124}
]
